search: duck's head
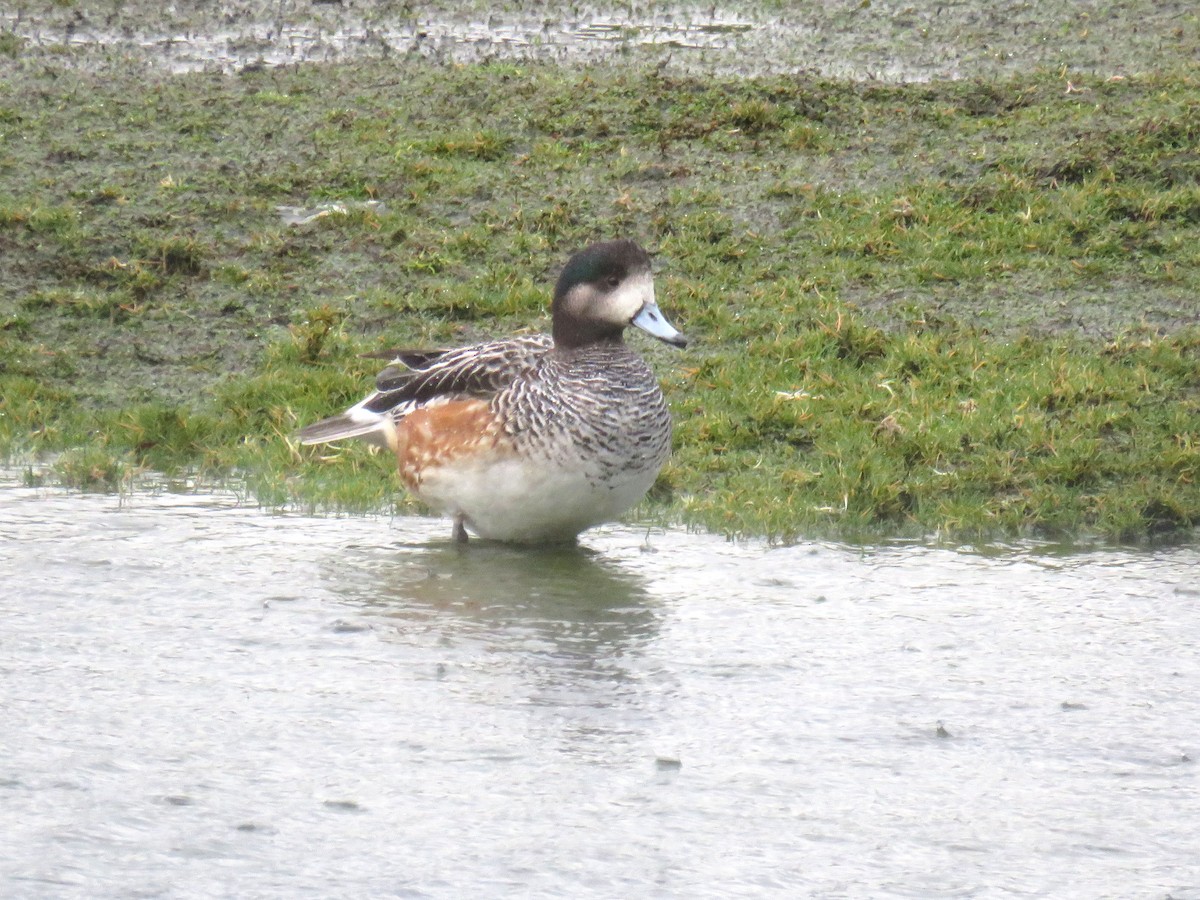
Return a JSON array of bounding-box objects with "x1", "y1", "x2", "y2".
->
[{"x1": 551, "y1": 240, "x2": 687, "y2": 350}]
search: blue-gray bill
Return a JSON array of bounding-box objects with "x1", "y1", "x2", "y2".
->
[{"x1": 632, "y1": 301, "x2": 687, "y2": 347}]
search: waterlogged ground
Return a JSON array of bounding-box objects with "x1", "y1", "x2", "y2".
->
[
  {"x1": 3, "y1": 475, "x2": 1199, "y2": 897},
  {"x1": 3, "y1": 0, "x2": 1196, "y2": 79}
]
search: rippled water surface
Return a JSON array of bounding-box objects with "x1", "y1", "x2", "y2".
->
[{"x1": 2, "y1": 478, "x2": 1199, "y2": 898}]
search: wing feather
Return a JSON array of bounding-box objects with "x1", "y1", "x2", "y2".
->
[
  {"x1": 297, "y1": 334, "x2": 553, "y2": 447},
  {"x1": 364, "y1": 335, "x2": 552, "y2": 413}
]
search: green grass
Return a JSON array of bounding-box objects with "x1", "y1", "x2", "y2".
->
[
  {"x1": 2, "y1": 58, "x2": 1199, "y2": 542},
  {"x1": 664, "y1": 314, "x2": 1199, "y2": 540}
]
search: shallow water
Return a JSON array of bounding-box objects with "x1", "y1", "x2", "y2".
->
[
  {"x1": 4, "y1": 0, "x2": 1193, "y2": 80},
  {"x1": 2, "y1": 477, "x2": 1199, "y2": 898}
]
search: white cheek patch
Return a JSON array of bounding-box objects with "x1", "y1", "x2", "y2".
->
[{"x1": 606, "y1": 271, "x2": 654, "y2": 324}]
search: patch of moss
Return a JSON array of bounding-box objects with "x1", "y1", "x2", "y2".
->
[{"x1": 2, "y1": 57, "x2": 1199, "y2": 541}]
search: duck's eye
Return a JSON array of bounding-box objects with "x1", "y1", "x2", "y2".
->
[{"x1": 606, "y1": 275, "x2": 620, "y2": 288}]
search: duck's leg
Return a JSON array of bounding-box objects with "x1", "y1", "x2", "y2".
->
[{"x1": 452, "y1": 514, "x2": 469, "y2": 544}]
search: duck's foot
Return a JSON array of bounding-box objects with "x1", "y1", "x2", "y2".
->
[{"x1": 452, "y1": 515, "x2": 469, "y2": 544}]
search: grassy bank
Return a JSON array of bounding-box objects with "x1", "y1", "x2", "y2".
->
[{"x1": 1, "y1": 56, "x2": 1198, "y2": 541}]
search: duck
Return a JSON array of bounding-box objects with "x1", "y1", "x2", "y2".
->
[{"x1": 296, "y1": 239, "x2": 687, "y2": 543}]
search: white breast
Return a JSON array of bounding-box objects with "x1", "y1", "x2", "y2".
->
[{"x1": 416, "y1": 454, "x2": 659, "y2": 543}]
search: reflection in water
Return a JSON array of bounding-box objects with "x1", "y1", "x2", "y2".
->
[
  {"x1": 338, "y1": 538, "x2": 656, "y2": 655},
  {"x1": 327, "y1": 538, "x2": 664, "y2": 758}
]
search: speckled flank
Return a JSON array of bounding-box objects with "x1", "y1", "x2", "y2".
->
[{"x1": 498, "y1": 344, "x2": 672, "y2": 488}]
